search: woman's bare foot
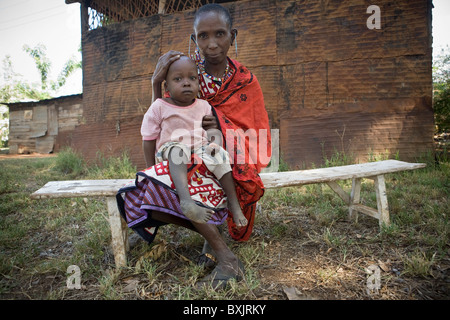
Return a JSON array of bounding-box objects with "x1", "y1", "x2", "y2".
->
[
  {"x1": 196, "y1": 255, "x2": 245, "y2": 289},
  {"x1": 180, "y1": 199, "x2": 214, "y2": 223}
]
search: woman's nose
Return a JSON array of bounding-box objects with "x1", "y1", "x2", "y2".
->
[{"x1": 207, "y1": 39, "x2": 218, "y2": 50}]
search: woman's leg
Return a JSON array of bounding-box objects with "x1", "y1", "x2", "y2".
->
[
  {"x1": 151, "y1": 211, "x2": 241, "y2": 282},
  {"x1": 191, "y1": 221, "x2": 243, "y2": 284}
]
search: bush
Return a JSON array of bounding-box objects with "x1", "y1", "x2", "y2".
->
[
  {"x1": 54, "y1": 147, "x2": 85, "y2": 176},
  {"x1": 87, "y1": 150, "x2": 137, "y2": 179},
  {"x1": 433, "y1": 82, "x2": 450, "y2": 133},
  {"x1": 433, "y1": 46, "x2": 450, "y2": 133}
]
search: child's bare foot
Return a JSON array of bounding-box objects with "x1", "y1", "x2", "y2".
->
[
  {"x1": 180, "y1": 199, "x2": 214, "y2": 223},
  {"x1": 229, "y1": 202, "x2": 247, "y2": 227}
]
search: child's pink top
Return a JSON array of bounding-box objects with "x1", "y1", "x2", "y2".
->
[{"x1": 141, "y1": 98, "x2": 213, "y2": 152}]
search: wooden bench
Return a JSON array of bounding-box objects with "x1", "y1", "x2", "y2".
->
[{"x1": 31, "y1": 159, "x2": 426, "y2": 268}]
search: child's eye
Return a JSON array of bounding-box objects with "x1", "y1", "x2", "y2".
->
[
  {"x1": 174, "y1": 77, "x2": 181, "y2": 81},
  {"x1": 190, "y1": 76, "x2": 197, "y2": 80}
]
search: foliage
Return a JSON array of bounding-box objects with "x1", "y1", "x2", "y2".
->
[
  {"x1": 53, "y1": 147, "x2": 86, "y2": 177},
  {"x1": 433, "y1": 46, "x2": 450, "y2": 133},
  {"x1": 0, "y1": 105, "x2": 7, "y2": 148},
  {"x1": 0, "y1": 43, "x2": 81, "y2": 104}
]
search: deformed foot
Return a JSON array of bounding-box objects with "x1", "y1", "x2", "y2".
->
[
  {"x1": 228, "y1": 202, "x2": 247, "y2": 228},
  {"x1": 180, "y1": 199, "x2": 214, "y2": 224}
]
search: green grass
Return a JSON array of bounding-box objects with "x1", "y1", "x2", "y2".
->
[{"x1": 0, "y1": 148, "x2": 449, "y2": 299}]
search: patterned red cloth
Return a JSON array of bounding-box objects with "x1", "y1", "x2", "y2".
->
[{"x1": 199, "y1": 58, "x2": 272, "y2": 241}]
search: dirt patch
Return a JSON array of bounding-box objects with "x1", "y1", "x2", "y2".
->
[{"x1": 0, "y1": 152, "x2": 56, "y2": 160}]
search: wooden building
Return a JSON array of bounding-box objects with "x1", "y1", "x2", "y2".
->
[
  {"x1": 65, "y1": 0, "x2": 435, "y2": 170},
  {"x1": 7, "y1": 94, "x2": 83, "y2": 154}
]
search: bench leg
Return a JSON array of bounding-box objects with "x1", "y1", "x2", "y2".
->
[
  {"x1": 373, "y1": 175, "x2": 390, "y2": 227},
  {"x1": 349, "y1": 178, "x2": 362, "y2": 222},
  {"x1": 106, "y1": 197, "x2": 129, "y2": 267}
]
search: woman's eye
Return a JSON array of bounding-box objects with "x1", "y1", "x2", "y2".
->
[
  {"x1": 198, "y1": 33, "x2": 207, "y2": 39},
  {"x1": 217, "y1": 31, "x2": 225, "y2": 37}
]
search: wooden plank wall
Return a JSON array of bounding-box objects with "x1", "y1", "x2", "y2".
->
[
  {"x1": 75, "y1": 0, "x2": 434, "y2": 170},
  {"x1": 8, "y1": 95, "x2": 83, "y2": 154}
]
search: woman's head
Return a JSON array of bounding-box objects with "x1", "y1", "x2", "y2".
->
[{"x1": 193, "y1": 4, "x2": 237, "y2": 65}]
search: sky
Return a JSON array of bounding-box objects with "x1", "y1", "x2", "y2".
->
[
  {"x1": 0, "y1": 0, "x2": 82, "y2": 97},
  {"x1": 0, "y1": 0, "x2": 449, "y2": 100}
]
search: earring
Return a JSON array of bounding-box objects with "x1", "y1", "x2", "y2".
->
[
  {"x1": 234, "y1": 37, "x2": 238, "y2": 58},
  {"x1": 188, "y1": 36, "x2": 192, "y2": 56}
]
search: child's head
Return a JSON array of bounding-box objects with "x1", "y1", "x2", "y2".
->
[{"x1": 164, "y1": 55, "x2": 199, "y2": 106}]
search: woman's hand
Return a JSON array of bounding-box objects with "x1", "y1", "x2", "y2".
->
[
  {"x1": 151, "y1": 50, "x2": 183, "y2": 103},
  {"x1": 152, "y1": 50, "x2": 183, "y2": 85},
  {"x1": 202, "y1": 115, "x2": 219, "y2": 131}
]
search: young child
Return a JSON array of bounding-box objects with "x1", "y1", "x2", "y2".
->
[{"x1": 141, "y1": 55, "x2": 247, "y2": 227}]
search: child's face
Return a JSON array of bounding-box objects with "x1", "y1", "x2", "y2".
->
[{"x1": 165, "y1": 56, "x2": 199, "y2": 106}]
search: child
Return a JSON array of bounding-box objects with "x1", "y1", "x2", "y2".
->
[{"x1": 141, "y1": 55, "x2": 247, "y2": 227}]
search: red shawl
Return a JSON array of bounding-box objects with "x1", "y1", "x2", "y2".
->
[{"x1": 204, "y1": 58, "x2": 272, "y2": 241}]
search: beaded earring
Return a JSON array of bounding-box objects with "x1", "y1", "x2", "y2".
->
[
  {"x1": 188, "y1": 34, "x2": 195, "y2": 57},
  {"x1": 189, "y1": 34, "x2": 202, "y2": 63},
  {"x1": 234, "y1": 35, "x2": 238, "y2": 58},
  {"x1": 188, "y1": 35, "x2": 192, "y2": 57}
]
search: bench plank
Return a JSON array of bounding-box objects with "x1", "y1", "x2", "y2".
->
[
  {"x1": 31, "y1": 160, "x2": 425, "y2": 199},
  {"x1": 260, "y1": 160, "x2": 426, "y2": 189},
  {"x1": 30, "y1": 179, "x2": 131, "y2": 199}
]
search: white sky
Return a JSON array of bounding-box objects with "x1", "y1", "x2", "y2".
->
[{"x1": 0, "y1": 0, "x2": 449, "y2": 99}]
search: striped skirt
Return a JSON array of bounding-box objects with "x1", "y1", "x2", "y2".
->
[{"x1": 116, "y1": 160, "x2": 229, "y2": 243}]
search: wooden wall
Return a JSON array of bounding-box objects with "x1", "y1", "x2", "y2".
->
[
  {"x1": 73, "y1": 0, "x2": 434, "y2": 170},
  {"x1": 8, "y1": 95, "x2": 83, "y2": 155}
]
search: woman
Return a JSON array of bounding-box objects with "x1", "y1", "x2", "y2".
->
[{"x1": 117, "y1": 3, "x2": 271, "y2": 287}]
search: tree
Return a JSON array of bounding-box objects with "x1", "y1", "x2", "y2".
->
[
  {"x1": 433, "y1": 45, "x2": 450, "y2": 133},
  {"x1": 0, "y1": 43, "x2": 81, "y2": 147},
  {"x1": 0, "y1": 43, "x2": 81, "y2": 103}
]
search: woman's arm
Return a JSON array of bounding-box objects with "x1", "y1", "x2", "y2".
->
[
  {"x1": 151, "y1": 50, "x2": 183, "y2": 103},
  {"x1": 143, "y1": 140, "x2": 156, "y2": 168}
]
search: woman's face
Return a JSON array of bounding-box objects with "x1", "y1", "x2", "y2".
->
[{"x1": 194, "y1": 11, "x2": 234, "y2": 65}]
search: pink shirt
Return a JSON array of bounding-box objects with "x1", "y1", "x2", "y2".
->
[{"x1": 141, "y1": 98, "x2": 212, "y2": 152}]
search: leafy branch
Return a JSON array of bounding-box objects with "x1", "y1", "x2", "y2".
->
[{"x1": 0, "y1": 42, "x2": 81, "y2": 103}]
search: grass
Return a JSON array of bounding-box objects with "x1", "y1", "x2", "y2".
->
[{"x1": 0, "y1": 148, "x2": 449, "y2": 300}]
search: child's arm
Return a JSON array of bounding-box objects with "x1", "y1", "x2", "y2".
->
[{"x1": 143, "y1": 140, "x2": 156, "y2": 168}]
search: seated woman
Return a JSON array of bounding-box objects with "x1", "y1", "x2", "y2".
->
[{"x1": 117, "y1": 3, "x2": 271, "y2": 288}]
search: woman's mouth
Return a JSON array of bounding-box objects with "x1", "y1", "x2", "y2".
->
[{"x1": 206, "y1": 53, "x2": 223, "y2": 60}]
